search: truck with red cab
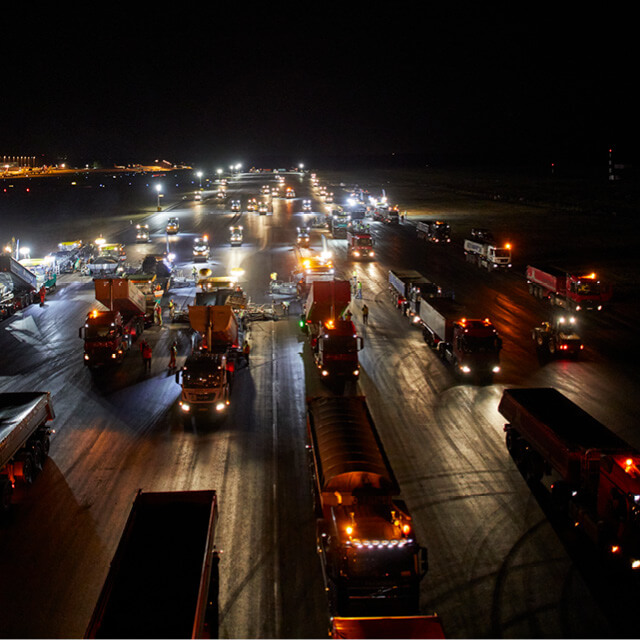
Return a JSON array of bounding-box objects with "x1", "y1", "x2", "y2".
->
[
  {"x1": 526, "y1": 265, "x2": 612, "y2": 311},
  {"x1": 419, "y1": 297, "x2": 502, "y2": 381},
  {"x1": 79, "y1": 279, "x2": 146, "y2": 368},
  {"x1": 499, "y1": 387, "x2": 640, "y2": 571},
  {"x1": 303, "y1": 280, "x2": 363, "y2": 380},
  {"x1": 346, "y1": 230, "x2": 375, "y2": 260},
  {"x1": 306, "y1": 396, "x2": 428, "y2": 617}
]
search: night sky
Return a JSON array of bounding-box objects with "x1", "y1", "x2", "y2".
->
[{"x1": 1, "y1": 5, "x2": 634, "y2": 169}]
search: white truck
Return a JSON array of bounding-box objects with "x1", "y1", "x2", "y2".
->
[
  {"x1": 0, "y1": 392, "x2": 55, "y2": 512},
  {"x1": 463, "y1": 229, "x2": 512, "y2": 270}
]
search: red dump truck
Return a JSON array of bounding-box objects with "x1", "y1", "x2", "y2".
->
[
  {"x1": 346, "y1": 230, "x2": 375, "y2": 260},
  {"x1": 0, "y1": 392, "x2": 55, "y2": 512},
  {"x1": 499, "y1": 388, "x2": 640, "y2": 571},
  {"x1": 525, "y1": 265, "x2": 612, "y2": 311},
  {"x1": 304, "y1": 280, "x2": 363, "y2": 379},
  {"x1": 79, "y1": 279, "x2": 146, "y2": 367},
  {"x1": 418, "y1": 297, "x2": 502, "y2": 381},
  {"x1": 307, "y1": 396, "x2": 428, "y2": 616},
  {"x1": 85, "y1": 489, "x2": 219, "y2": 639}
]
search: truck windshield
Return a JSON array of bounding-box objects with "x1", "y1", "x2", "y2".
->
[
  {"x1": 323, "y1": 336, "x2": 359, "y2": 354},
  {"x1": 493, "y1": 249, "x2": 510, "y2": 258},
  {"x1": 573, "y1": 281, "x2": 601, "y2": 295},
  {"x1": 463, "y1": 335, "x2": 500, "y2": 353},
  {"x1": 356, "y1": 238, "x2": 373, "y2": 247},
  {"x1": 85, "y1": 326, "x2": 118, "y2": 339}
]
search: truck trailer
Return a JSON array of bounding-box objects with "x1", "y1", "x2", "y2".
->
[
  {"x1": 0, "y1": 392, "x2": 55, "y2": 512},
  {"x1": 84, "y1": 489, "x2": 219, "y2": 639},
  {"x1": 525, "y1": 265, "x2": 612, "y2": 311},
  {"x1": 388, "y1": 269, "x2": 441, "y2": 319},
  {"x1": 499, "y1": 388, "x2": 640, "y2": 570},
  {"x1": 307, "y1": 397, "x2": 427, "y2": 616},
  {"x1": 418, "y1": 297, "x2": 502, "y2": 380},
  {"x1": 79, "y1": 279, "x2": 146, "y2": 367},
  {"x1": 304, "y1": 280, "x2": 362, "y2": 379},
  {"x1": 416, "y1": 220, "x2": 451, "y2": 243}
]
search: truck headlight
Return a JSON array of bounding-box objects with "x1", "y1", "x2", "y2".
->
[
  {"x1": 353, "y1": 369, "x2": 360, "y2": 376},
  {"x1": 111, "y1": 353, "x2": 117, "y2": 359},
  {"x1": 84, "y1": 354, "x2": 89, "y2": 360},
  {"x1": 215, "y1": 402, "x2": 227, "y2": 412},
  {"x1": 321, "y1": 370, "x2": 329, "y2": 377},
  {"x1": 460, "y1": 365, "x2": 471, "y2": 374},
  {"x1": 180, "y1": 402, "x2": 191, "y2": 413},
  {"x1": 492, "y1": 365, "x2": 501, "y2": 373}
]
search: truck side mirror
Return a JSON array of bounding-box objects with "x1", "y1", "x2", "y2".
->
[
  {"x1": 175, "y1": 370, "x2": 181, "y2": 384},
  {"x1": 357, "y1": 337, "x2": 364, "y2": 351},
  {"x1": 79, "y1": 327, "x2": 85, "y2": 339}
]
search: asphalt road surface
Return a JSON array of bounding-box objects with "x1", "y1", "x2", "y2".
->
[{"x1": 0, "y1": 168, "x2": 639, "y2": 638}]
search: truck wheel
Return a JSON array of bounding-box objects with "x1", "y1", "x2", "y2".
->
[
  {"x1": 31, "y1": 440, "x2": 44, "y2": 472},
  {"x1": 0, "y1": 479, "x2": 12, "y2": 513},
  {"x1": 15, "y1": 453, "x2": 34, "y2": 485},
  {"x1": 548, "y1": 341, "x2": 556, "y2": 355}
]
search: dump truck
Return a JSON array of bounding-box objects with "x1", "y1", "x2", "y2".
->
[
  {"x1": 499, "y1": 388, "x2": 640, "y2": 571},
  {"x1": 84, "y1": 489, "x2": 219, "y2": 639},
  {"x1": 0, "y1": 392, "x2": 55, "y2": 512},
  {"x1": 304, "y1": 280, "x2": 363, "y2": 379},
  {"x1": 416, "y1": 220, "x2": 451, "y2": 243},
  {"x1": 463, "y1": 236, "x2": 512, "y2": 270},
  {"x1": 346, "y1": 230, "x2": 375, "y2": 260},
  {"x1": 331, "y1": 615, "x2": 445, "y2": 639},
  {"x1": 0, "y1": 254, "x2": 37, "y2": 317},
  {"x1": 79, "y1": 279, "x2": 146, "y2": 367},
  {"x1": 175, "y1": 305, "x2": 241, "y2": 417},
  {"x1": 531, "y1": 314, "x2": 584, "y2": 357},
  {"x1": 525, "y1": 265, "x2": 612, "y2": 311},
  {"x1": 388, "y1": 269, "x2": 441, "y2": 319},
  {"x1": 418, "y1": 297, "x2": 502, "y2": 380},
  {"x1": 306, "y1": 396, "x2": 428, "y2": 616}
]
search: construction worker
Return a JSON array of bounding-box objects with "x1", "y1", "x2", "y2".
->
[
  {"x1": 362, "y1": 304, "x2": 369, "y2": 324},
  {"x1": 343, "y1": 308, "x2": 353, "y2": 322},
  {"x1": 168, "y1": 298, "x2": 176, "y2": 322},
  {"x1": 154, "y1": 301, "x2": 163, "y2": 326},
  {"x1": 168, "y1": 340, "x2": 177, "y2": 370},
  {"x1": 242, "y1": 339, "x2": 251, "y2": 367},
  {"x1": 356, "y1": 280, "x2": 363, "y2": 299},
  {"x1": 39, "y1": 285, "x2": 46, "y2": 306},
  {"x1": 140, "y1": 340, "x2": 152, "y2": 372}
]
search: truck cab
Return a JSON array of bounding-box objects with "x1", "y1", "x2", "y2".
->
[
  {"x1": 230, "y1": 226, "x2": 243, "y2": 246},
  {"x1": 176, "y1": 352, "x2": 230, "y2": 417},
  {"x1": 166, "y1": 217, "x2": 180, "y2": 235},
  {"x1": 347, "y1": 231, "x2": 375, "y2": 260},
  {"x1": 193, "y1": 235, "x2": 210, "y2": 261},
  {"x1": 311, "y1": 319, "x2": 363, "y2": 379},
  {"x1": 80, "y1": 309, "x2": 139, "y2": 367}
]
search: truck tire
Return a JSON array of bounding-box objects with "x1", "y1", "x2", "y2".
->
[
  {"x1": 0, "y1": 478, "x2": 12, "y2": 513},
  {"x1": 535, "y1": 333, "x2": 545, "y2": 347},
  {"x1": 31, "y1": 440, "x2": 44, "y2": 472},
  {"x1": 548, "y1": 340, "x2": 556, "y2": 355},
  {"x1": 14, "y1": 453, "x2": 34, "y2": 485}
]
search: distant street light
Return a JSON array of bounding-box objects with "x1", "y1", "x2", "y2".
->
[
  {"x1": 155, "y1": 183, "x2": 164, "y2": 210},
  {"x1": 196, "y1": 171, "x2": 203, "y2": 189}
]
